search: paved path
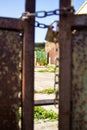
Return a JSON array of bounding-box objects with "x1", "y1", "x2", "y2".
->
[
  {"x1": 34, "y1": 121, "x2": 58, "y2": 130},
  {"x1": 34, "y1": 67, "x2": 59, "y2": 130},
  {"x1": 34, "y1": 66, "x2": 58, "y2": 113},
  {"x1": 34, "y1": 67, "x2": 55, "y2": 90}
]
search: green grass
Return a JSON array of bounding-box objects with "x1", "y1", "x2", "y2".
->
[
  {"x1": 34, "y1": 106, "x2": 58, "y2": 121},
  {"x1": 37, "y1": 64, "x2": 59, "y2": 73},
  {"x1": 34, "y1": 88, "x2": 55, "y2": 94}
]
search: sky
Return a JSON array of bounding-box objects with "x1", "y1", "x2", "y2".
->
[{"x1": 0, "y1": 0, "x2": 86, "y2": 42}]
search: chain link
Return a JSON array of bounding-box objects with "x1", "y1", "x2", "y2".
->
[
  {"x1": 54, "y1": 45, "x2": 59, "y2": 107},
  {"x1": 21, "y1": 6, "x2": 75, "y2": 29},
  {"x1": 21, "y1": 9, "x2": 60, "y2": 19},
  {"x1": 35, "y1": 21, "x2": 49, "y2": 28},
  {"x1": 35, "y1": 9, "x2": 59, "y2": 18},
  {"x1": 21, "y1": 6, "x2": 75, "y2": 19}
]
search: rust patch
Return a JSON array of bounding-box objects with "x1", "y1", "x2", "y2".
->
[
  {"x1": 72, "y1": 29, "x2": 87, "y2": 130},
  {"x1": 0, "y1": 30, "x2": 22, "y2": 130}
]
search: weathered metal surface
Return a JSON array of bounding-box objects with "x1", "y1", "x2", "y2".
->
[
  {"x1": 59, "y1": 0, "x2": 73, "y2": 130},
  {"x1": 0, "y1": 17, "x2": 23, "y2": 30},
  {"x1": 22, "y1": 0, "x2": 35, "y2": 130},
  {"x1": 59, "y1": 1, "x2": 87, "y2": 130},
  {"x1": 72, "y1": 28, "x2": 87, "y2": 130},
  {"x1": 72, "y1": 15, "x2": 87, "y2": 29},
  {"x1": 35, "y1": 99, "x2": 58, "y2": 106},
  {"x1": 0, "y1": 29, "x2": 22, "y2": 130},
  {"x1": 60, "y1": 0, "x2": 71, "y2": 7}
]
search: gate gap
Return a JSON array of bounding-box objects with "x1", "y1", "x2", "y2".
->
[{"x1": 34, "y1": 0, "x2": 59, "y2": 130}]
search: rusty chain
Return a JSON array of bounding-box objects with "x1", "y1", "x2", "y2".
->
[
  {"x1": 21, "y1": 9, "x2": 59, "y2": 19},
  {"x1": 35, "y1": 21, "x2": 49, "y2": 28},
  {"x1": 35, "y1": 9, "x2": 59, "y2": 18},
  {"x1": 21, "y1": 6, "x2": 75, "y2": 29}
]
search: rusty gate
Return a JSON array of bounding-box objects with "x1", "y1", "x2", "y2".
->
[
  {"x1": 59, "y1": 0, "x2": 87, "y2": 130},
  {"x1": 0, "y1": 0, "x2": 87, "y2": 130},
  {"x1": 0, "y1": 0, "x2": 35, "y2": 130}
]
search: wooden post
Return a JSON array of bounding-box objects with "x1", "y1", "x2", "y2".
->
[
  {"x1": 22, "y1": 0, "x2": 35, "y2": 130},
  {"x1": 59, "y1": 0, "x2": 73, "y2": 130}
]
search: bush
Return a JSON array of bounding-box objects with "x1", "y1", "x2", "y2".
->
[
  {"x1": 36, "y1": 50, "x2": 47, "y2": 66},
  {"x1": 38, "y1": 57, "x2": 47, "y2": 65},
  {"x1": 34, "y1": 106, "x2": 58, "y2": 121}
]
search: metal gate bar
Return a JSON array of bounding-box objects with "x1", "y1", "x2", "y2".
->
[
  {"x1": 59, "y1": 0, "x2": 73, "y2": 130},
  {"x1": 0, "y1": 17, "x2": 23, "y2": 30},
  {"x1": 59, "y1": 1, "x2": 87, "y2": 130},
  {"x1": 72, "y1": 14, "x2": 87, "y2": 29},
  {"x1": 0, "y1": 1, "x2": 35, "y2": 130},
  {"x1": 22, "y1": 0, "x2": 35, "y2": 130},
  {"x1": 35, "y1": 99, "x2": 58, "y2": 106}
]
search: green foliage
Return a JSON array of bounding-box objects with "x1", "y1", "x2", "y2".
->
[
  {"x1": 18, "y1": 105, "x2": 58, "y2": 122},
  {"x1": 35, "y1": 47, "x2": 47, "y2": 65},
  {"x1": 37, "y1": 57, "x2": 47, "y2": 65},
  {"x1": 34, "y1": 106, "x2": 58, "y2": 120},
  {"x1": 35, "y1": 44, "x2": 48, "y2": 65},
  {"x1": 38, "y1": 64, "x2": 59, "y2": 73},
  {"x1": 35, "y1": 88, "x2": 54, "y2": 94},
  {"x1": 35, "y1": 43, "x2": 45, "y2": 49}
]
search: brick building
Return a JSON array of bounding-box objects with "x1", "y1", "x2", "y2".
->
[{"x1": 45, "y1": 41, "x2": 59, "y2": 64}]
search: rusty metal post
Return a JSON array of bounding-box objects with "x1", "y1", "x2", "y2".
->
[
  {"x1": 22, "y1": 0, "x2": 35, "y2": 130},
  {"x1": 59, "y1": 0, "x2": 73, "y2": 130},
  {"x1": 60, "y1": 0, "x2": 72, "y2": 7}
]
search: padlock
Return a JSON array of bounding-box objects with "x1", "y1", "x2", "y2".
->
[
  {"x1": 45, "y1": 26, "x2": 54, "y2": 42},
  {"x1": 53, "y1": 31, "x2": 59, "y2": 43},
  {"x1": 45, "y1": 25, "x2": 59, "y2": 43}
]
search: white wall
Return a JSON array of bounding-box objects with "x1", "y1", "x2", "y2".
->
[{"x1": 76, "y1": 1, "x2": 87, "y2": 14}]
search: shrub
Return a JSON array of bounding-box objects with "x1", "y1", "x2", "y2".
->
[
  {"x1": 38, "y1": 57, "x2": 47, "y2": 65},
  {"x1": 34, "y1": 106, "x2": 58, "y2": 121}
]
